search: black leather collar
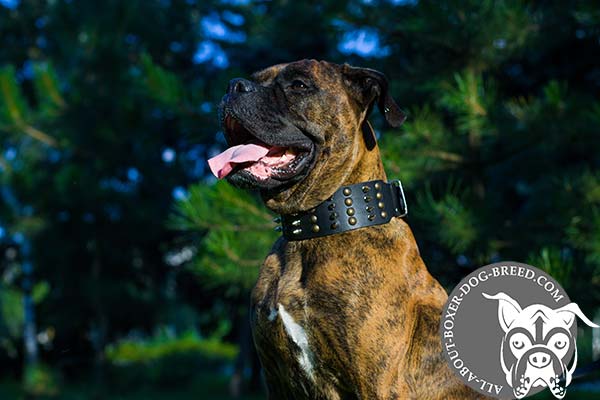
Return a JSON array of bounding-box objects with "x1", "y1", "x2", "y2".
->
[{"x1": 276, "y1": 179, "x2": 408, "y2": 241}]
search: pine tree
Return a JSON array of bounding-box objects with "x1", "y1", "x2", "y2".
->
[{"x1": 0, "y1": 0, "x2": 218, "y2": 395}]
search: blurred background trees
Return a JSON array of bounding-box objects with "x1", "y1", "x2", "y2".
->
[{"x1": 0, "y1": 0, "x2": 599, "y2": 398}]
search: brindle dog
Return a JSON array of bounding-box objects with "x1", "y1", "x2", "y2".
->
[{"x1": 216, "y1": 59, "x2": 487, "y2": 399}]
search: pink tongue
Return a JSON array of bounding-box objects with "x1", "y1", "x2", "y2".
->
[{"x1": 208, "y1": 143, "x2": 271, "y2": 179}]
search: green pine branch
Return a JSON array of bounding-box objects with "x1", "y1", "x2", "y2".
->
[
  {"x1": 139, "y1": 53, "x2": 185, "y2": 108},
  {"x1": 169, "y1": 181, "x2": 278, "y2": 294},
  {"x1": 0, "y1": 64, "x2": 62, "y2": 147},
  {"x1": 413, "y1": 181, "x2": 478, "y2": 253}
]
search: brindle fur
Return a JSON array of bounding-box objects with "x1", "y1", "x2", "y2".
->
[{"x1": 224, "y1": 60, "x2": 487, "y2": 399}]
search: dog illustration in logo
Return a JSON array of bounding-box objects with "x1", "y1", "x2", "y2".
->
[{"x1": 483, "y1": 292, "x2": 599, "y2": 399}]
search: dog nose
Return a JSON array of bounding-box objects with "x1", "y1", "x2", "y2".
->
[
  {"x1": 528, "y1": 351, "x2": 551, "y2": 368},
  {"x1": 227, "y1": 78, "x2": 256, "y2": 94}
]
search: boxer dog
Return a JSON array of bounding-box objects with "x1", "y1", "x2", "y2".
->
[
  {"x1": 484, "y1": 292, "x2": 599, "y2": 399},
  {"x1": 208, "y1": 60, "x2": 487, "y2": 399}
]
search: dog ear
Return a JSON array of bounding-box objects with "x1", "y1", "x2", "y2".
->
[
  {"x1": 341, "y1": 64, "x2": 406, "y2": 128},
  {"x1": 483, "y1": 292, "x2": 523, "y2": 333},
  {"x1": 555, "y1": 303, "x2": 600, "y2": 329}
]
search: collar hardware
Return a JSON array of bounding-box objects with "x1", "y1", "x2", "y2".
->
[{"x1": 277, "y1": 179, "x2": 408, "y2": 241}]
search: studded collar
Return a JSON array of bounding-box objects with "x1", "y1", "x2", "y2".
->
[{"x1": 275, "y1": 179, "x2": 408, "y2": 241}]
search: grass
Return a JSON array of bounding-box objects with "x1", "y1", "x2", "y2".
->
[{"x1": 0, "y1": 372, "x2": 266, "y2": 400}]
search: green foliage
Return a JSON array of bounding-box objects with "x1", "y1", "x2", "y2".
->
[
  {"x1": 105, "y1": 329, "x2": 237, "y2": 365},
  {"x1": 105, "y1": 328, "x2": 238, "y2": 388},
  {"x1": 381, "y1": 105, "x2": 454, "y2": 186},
  {"x1": 32, "y1": 281, "x2": 50, "y2": 304},
  {"x1": 567, "y1": 208, "x2": 600, "y2": 265},
  {"x1": 0, "y1": 65, "x2": 30, "y2": 127},
  {"x1": 439, "y1": 70, "x2": 494, "y2": 138},
  {"x1": 414, "y1": 182, "x2": 478, "y2": 253},
  {"x1": 32, "y1": 62, "x2": 66, "y2": 117},
  {"x1": 23, "y1": 363, "x2": 60, "y2": 397},
  {"x1": 1, "y1": 373, "x2": 267, "y2": 400},
  {"x1": 527, "y1": 247, "x2": 574, "y2": 289},
  {"x1": 542, "y1": 80, "x2": 568, "y2": 111},
  {"x1": 139, "y1": 53, "x2": 184, "y2": 108},
  {"x1": 0, "y1": 62, "x2": 62, "y2": 147},
  {"x1": 170, "y1": 181, "x2": 277, "y2": 294},
  {"x1": 0, "y1": 287, "x2": 23, "y2": 338},
  {"x1": 0, "y1": 280, "x2": 50, "y2": 358}
]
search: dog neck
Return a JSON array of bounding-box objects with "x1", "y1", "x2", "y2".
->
[
  {"x1": 276, "y1": 177, "x2": 408, "y2": 240},
  {"x1": 349, "y1": 147, "x2": 387, "y2": 183},
  {"x1": 345, "y1": 120, "x2": 387, "y2": 183}
]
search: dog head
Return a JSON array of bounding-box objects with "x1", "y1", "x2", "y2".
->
[
  {"x1": 208, "y1": 59, "x2": 405, "y2": 214},
  {"x1": 483, "y1": 292, "x2": 599, "y2": 399}
]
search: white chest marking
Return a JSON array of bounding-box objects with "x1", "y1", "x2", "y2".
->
[{"x1": 277, "y1": 303, "x2": 315, "y2": 380}]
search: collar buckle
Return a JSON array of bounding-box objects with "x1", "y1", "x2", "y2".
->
[{"x1": 391, "y1": 180, "x2": 408, "y2": 218}]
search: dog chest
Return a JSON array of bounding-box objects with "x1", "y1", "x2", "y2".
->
[{"x1": 251, "y1": 298, "x2": 323, "y2": 395}]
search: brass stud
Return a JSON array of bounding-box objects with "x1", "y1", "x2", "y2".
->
[
  {"x1": 374, "y1": 182, "x2": 381, "y2": 190},
  {"x1": 344, "y1": 198, "x2": 353, "y2": 206},
  {"x1": 292, "y1": 228, "x2": 302, "y2": 235},
  {"x1": 364, "y1": 196, "x2": 372, "y2": 202},
  {"x1": 346, "y1": 207, "x2": 355, "y2": 216},
  {"x1": 378, "y1": 201, "x2": 385, "y2": 209},
  {"x1": 331, "y1": 221, "x2": 340, "y2": 229},
  {"x1": 328, "y1": 203, "x2": 336, "y2": 210},
  {"x1": 312, "y1": 224, "x2": 320, "y2": 233},
  {"x1": 381, "y1": 211, "x2": 387, "y2": 219},
  {"x1": 376, "y1": 192, "x2": 383, "y2": 200},
  {"x1": 362, "y1": 185, "x2": 370, "y2": 193},
  {"x1": 366, "y1": 205, "x2": 374, "y2": 212},
  {"x1": 348, "y1": 217, "x2": 357, "y2": 225},
  {"x1": 368, "y1": 214, "x2": 375, "y2": 221},
  {"x1": 310, "y1": 215, "x2": 318, "y2": 223},
  {"x1": 343, "y1": 187, "x2": 352, "y2": 196},
  {"x1": 292, "y1": 220, "x2": 301, "y2": 226},
  {"x1": 274, "y1": 226, "x2": 283, "y2": 232},
  {"x1": 329, "y1": 212, "x2": 338, "y2": 220}
]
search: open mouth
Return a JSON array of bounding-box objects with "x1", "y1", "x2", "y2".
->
[{"x1": 208, "y1": 115, "x2": 315, "y2": 185}]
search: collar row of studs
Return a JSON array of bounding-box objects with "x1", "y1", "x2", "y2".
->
[{"x1": 275, "y1": 179, "x2": 408, "y2": 241}]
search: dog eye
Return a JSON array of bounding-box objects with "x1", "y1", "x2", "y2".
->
[
  {"x1": 290, "y1": 80, "x2": 308, "y2": 90},
  {"x1": 554, "y1": 340, "x2": 567, "y2": 350},
  {"x1": 512, "y1": 340, "x2": 524, "y2": 349}
]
